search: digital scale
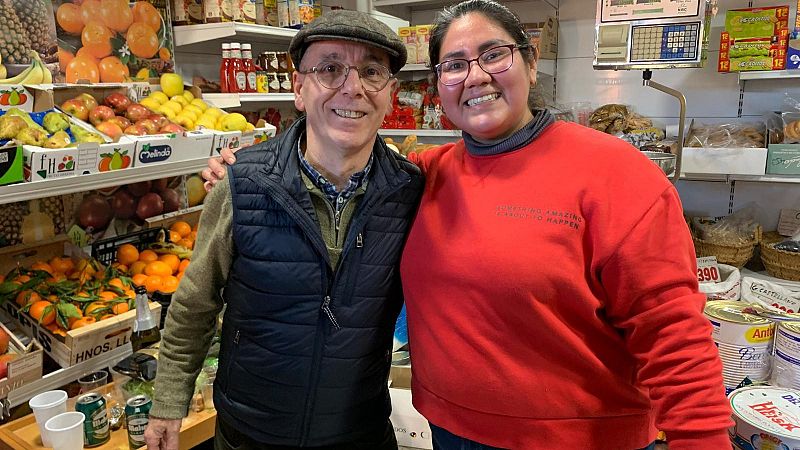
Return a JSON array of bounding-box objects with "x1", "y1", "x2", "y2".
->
[{"x1": 594, "y1": 0, "x2": 716, "y2": 70}]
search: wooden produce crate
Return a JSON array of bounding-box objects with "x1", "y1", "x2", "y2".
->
[{"x1": 0, "y1": 320, "x2": 43, "y2": 399}]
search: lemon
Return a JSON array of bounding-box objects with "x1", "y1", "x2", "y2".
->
[
  {"x1": 190, "y1": 99, "x2": 208, "y2": 111},
  {"x1": 140, "y1": 98, "x2": 162, "y2": 112},
  {"x1": 160, "y1": 73, "x2": 184, "y2": 97},
  {"x1": 220, "y1": 113, "x2": 249, "y2": 132},
  {"x1": 136, "y1": 67, "x2": 151, "y2": 80},
  {"x1": 204, "y1": 107, "x2": 225, "y2": 119},
  {"x1": 161, "y1": 101, "x2": 183, "y2": 114},
  {"x1": 170, "y1": 95, "x2": 189, "y2": 107},
  {"x1": 195, "y1": 116, "x2": 217, "y2": 130},
  {"x1": 183, "y1": 90, "x2": 195, "y2": 102},
  {"x1": 158, "y1": 107, "x2": 177, "y2": 120},
  {"x1": 178, "y1": 109, "x2": 198, "y2": 122},
  {"x1": 149, "y1": 91, "x2": 169, "y2": 104},
  {"x1": 174, "y1": 115, "x2": 195, "y2": 130},
  {"x1": 183, "y1": 105, "x2": 203, "y2": 117}
]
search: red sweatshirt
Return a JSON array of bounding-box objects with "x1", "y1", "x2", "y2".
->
[{"x1": 402, "y1": 122, "x2": 732, "y2": 449}]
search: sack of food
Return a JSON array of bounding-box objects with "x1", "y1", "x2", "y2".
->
[{"x1": 699, "y1": 264, "x2": 741, "y2": 300}]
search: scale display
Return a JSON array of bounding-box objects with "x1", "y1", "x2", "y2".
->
[
  {"x1": 601, "y1": 0, "x2": 701, "y2": 23},
  {"x1": 594, "y1": 0, "x2": 714, "y2": 70}
]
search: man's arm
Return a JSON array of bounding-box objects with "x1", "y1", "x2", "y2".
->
[{"x1": 145, "y1": 180, "x2": 234, "y2": 450}]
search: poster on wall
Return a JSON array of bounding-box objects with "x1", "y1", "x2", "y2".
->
[
  {"x1": 53, "y1": 0, "x2": 175, "y2": 83},
  {"x1": 0, "y1": 0, "x2": 59, "y2": 79}
]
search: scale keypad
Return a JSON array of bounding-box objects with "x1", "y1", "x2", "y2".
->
[{"x1": 631, "y1": 23, "x2": 699, "y2": 62}]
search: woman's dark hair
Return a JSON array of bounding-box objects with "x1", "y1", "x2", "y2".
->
[{"x1": 429, "y1": 0, "x2": 534, "y2": 70}]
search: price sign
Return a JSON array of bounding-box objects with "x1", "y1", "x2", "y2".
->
[{"x1": 697, "y1": 256, "x2": 721, "y2": 283}]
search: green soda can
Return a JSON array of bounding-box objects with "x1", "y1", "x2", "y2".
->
[
  {"x1": 125, "y1": 395, "x2": 152, "y2": 449},
  {"x1": 75, "y1": 393, "x2": 110, "y2": 447}
]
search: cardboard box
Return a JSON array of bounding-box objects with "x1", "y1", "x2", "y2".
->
[
  {"x1": 0, "y1": 320, "x2": 43, "y2": 399},
  {"x1": 526, "y1": 18, "x2": 558, "y2": 60},
  {"x1": 0, "y1": 86, "x2": 36, "y2": 113},
  {"x1": 389, "y1": 365, "x2": 432, "y2": 449},
  {"x1": 212, "y1": 123, "x2": 277, "y2": 155},
  {"x1": 49, "y1": 83, "x2": 150, "y2": 107},
  {"x1": 767, "y1": 144, "x2": 800, "y2": 175},
  {"x1": 22, "y1": 114, "x2": 136, "y2": 182},
  {"x1": 681, "y1": 120, "x2": 768, "y2": 176},
  {"x1": 0, "y1": 144, "x2": 23, "y2": 186},
  {"x1": 718, "y1": 6, "x2": 790, "y2": 72},
  {"x1": 398, "y1": 27, "x2": 418, "y2": 65},
  {"x1": 133, "y1": 129, "x2": 215, "y2": 167}
]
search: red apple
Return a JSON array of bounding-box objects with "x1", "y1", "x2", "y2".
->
[
  {"x1": 125, "y1": 104, "x2": 150, "y2": 122},
  {"x1": 95, "y1": 122, "x2": 123, "y2": 142},
  {"x1": 104, "y1": 93, "x2": 132, "y2": 114},
  {"x1": 89, "y1": 105, "x2": 115, "y2": 126},
  {"x1": 136, "y1": 119, "x2": 159, "y2": 135},
  {"x1": 107, "y1": 116, "x2": 131, "y2": 130},
  {"x1": 0, "y1": 354, "x2": 16, "y2": 379},
  {"x1": 146, "y1": 114, "x2": 168, "y2": 129},
  {"x1": 61, "y1": 99, "x2": 89, "y2": 121},
  {"x1": 123, "y1": 124, "x2": 147, "y2": 136},
  {"x1": 159, "y1": 123, "x2": 185, "y2": 134},
  {"x1": 76, "y1": 93, "x2": 99, "y2": 111}
]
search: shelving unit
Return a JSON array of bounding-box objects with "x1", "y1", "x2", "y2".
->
[
  {"x1": 739, "y1": 70, "x2": 800, "y2": 82},
  {"x1": 203, "y1": 92, "x2": 295, "y2": 108},
  {"x1": 174, "y1": 23, "x2": 297, "y2": 47},
  {"x1": 372, "y1": 0, "x2": 557, "y2": 21},
  {"x1": 0, "y1": 158, "x2": 209, "y2": 206},
  {"x1": 380, "y1": 129, "x2": 462, "y2": 137}
]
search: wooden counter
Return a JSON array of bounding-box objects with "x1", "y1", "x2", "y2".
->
[{"x1": 0, "y1": 386, "x2": 216, "y2": 450}]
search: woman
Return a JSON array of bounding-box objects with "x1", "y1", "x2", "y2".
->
[{"x1": 203, "y1": 2, "x2": 732, "y2": 448}]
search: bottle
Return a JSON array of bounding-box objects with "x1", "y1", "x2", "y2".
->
[
  {"x1": 220, "y1": 43, "x2": 231, "y2": 93},
  {"x1": 131, "y1": 286, "x2": 161, "y2": 352},
  {"x1": 242, "y1": 43, "x2": 257, "y2": 93},
  {"x1": 229, "y1": 43, "x2": 246, "y2": 93}
]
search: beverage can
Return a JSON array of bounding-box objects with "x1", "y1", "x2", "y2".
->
[
  {"x1": 75, "y1": 393, "x2": 110, "y2": 447},
  {"x1": 125, "y1": 395, "x2": 152, "y2": 449}
]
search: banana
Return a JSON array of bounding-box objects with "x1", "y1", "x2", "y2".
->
[
  {"x1": 0, "y1": 63, "x2": 36, "y2": 85},
  {"x1": 41, "y1": 63, "x2": 52, "y2": 84},
  {"x1": 0, "y1": 51, "x2": 44, "y2": 85},
  {"x1": 0, "y1": 65, "x2": 6, "y2": 80},
  {"x1": 148, "y1": 242, "x2": 193, "y2": 260}
]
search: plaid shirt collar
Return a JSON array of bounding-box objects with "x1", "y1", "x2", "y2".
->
[{"x1": 297, "y1": 134, "x2": 373, "y2": 209}]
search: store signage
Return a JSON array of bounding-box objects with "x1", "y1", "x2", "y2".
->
[{"x1": 697, "y1": 256, "x2": 722, "y2": 283}]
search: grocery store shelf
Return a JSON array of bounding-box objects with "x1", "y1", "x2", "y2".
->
[
  {"x1": 399, "y1": 64, "x2": 430, "y2": 72},
  {"x1": 203, "y1": 92, "x2": 295, "y2": 108},
  {"x1": 732, "y1": 174, "x2": 800, "y2": 183},
  {"x1": 174, "y1": 23, "x2": 297, "y2": 47},
  {"x1": 739, "y1": 70, "x2": 800, "y2": 81},
  {"x1": 7, "y1": 344, "x2": 132, "y2": 408},
  {"x1": 0, "y1": 158, "x2": 209, "y2": 206},
  {"x1": 379, "y1": 129, "x2": 462, "y2": 137},
  {"x1": 373, "y1": 0, "x2": 556, "y2": 20}
]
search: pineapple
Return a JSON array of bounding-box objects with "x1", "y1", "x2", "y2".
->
[
  {"x1": 11, "y1": 0, "x2": 56, "y2": 62},
  {"x1": 0, "y1": 201, "x2": 28, "y2": 247},
  {"x1": 0, "y1": 0, "x2": 31, "y2": 65},
  {"x1": 41, "y1": 195, "x2": 66, "y2": 235}
]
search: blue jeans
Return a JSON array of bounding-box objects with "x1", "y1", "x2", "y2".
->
[{"x1": 430, "y1": 424, "x2": 660, "y2": 450}]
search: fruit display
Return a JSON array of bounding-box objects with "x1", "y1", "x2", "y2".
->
[
  {"x1": 0, "y1": 0, "x2": 58, "y2": 65},
  {"x1": 54, "y1": 0, "x2": 175, "y2": 83},
  {"x1": 0, "y1": 51, "x2": 53, "y2": 85},
  {"x1": 0, "y1": 197, "x2": 66, "y2": 248},
  {"x1": 0, "y1": 108, "x2": 106, "y2": 149},
  {"x1": 60, "y1": 90, "x2": 182, "y2": 141}
]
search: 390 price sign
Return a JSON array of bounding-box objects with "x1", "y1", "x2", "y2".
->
[{"x1": 696, "y1": 256, "x2": 722, "y2": 283}]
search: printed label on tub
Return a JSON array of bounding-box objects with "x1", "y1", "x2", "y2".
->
[
  {"x1": 710, "y1": 319, "x2": 775, "y2": 346},
  {"x1": 742, "y1": 277, "x2": 800, "y2": 315},
  {"x1": 730, "y1": 386, "x2": 800, "y2": 450}
]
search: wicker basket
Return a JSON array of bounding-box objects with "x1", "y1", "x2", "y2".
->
[
  {"x1": 761, "y1": 232, "x2": 800, "y2": 281},
  {"x1": 692, "y1": 225, "x2": 762, "y2": 268}
]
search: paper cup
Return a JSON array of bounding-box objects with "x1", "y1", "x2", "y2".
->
[
  {"x1": 29, "y1": 390, "x2": 68, "y2": 447},
  {"x1": 45, "y1": 412, "x2": 85, "y2": 450}
]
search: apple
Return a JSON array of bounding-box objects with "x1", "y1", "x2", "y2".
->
[
  {"x1": 136, "y1": 119, "x2": 159, "y2": 135},
  {"x1": 104, "y1": 93, "x2": 132, "y2": 114},
  {"x1": 76, "y1": 93, "x2": 99, "y2": 111},
  {"x1": 125, "y1": 104, "x2": 150, "y2": 122},
  {"x1": 89, "y1": 105, "x2": 115, "y2": 126},
  {"x1": 107, "y1": 116, "x2": 131, "y2": 130},
  {"x1": 0, "y1": 354, "x2": 16, "y2": 379},
  {"x1": 147, "y1": 114, "x2": 168, "y2": 129},
  {"x1": 95, "y1": 122, "x2": 123, "y2": 142},
  {"x1": 159, "y1": 123, "x2": 185, "y2": 134},
  {"x1": 61, "y1": 99, "x2": 89, "y2": 121},
  {"x1": 0, "y1": 329, "x2": 8, "y2": 354},
  {"x1": 123, "y1": 124, "x2": 147, "y2": 136}
]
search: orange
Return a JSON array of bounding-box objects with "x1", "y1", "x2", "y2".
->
[
  {"x1": 85, "y1": 302, "x2": 109, "y2": 316},
  {"x1": 177, "y1": 238, "x2": 194, "y2": 250},
  {"x1": 129, "y1": 261, "x2": 147, "y2": 275},
  {"x1": 124, "y1": 289, "x2": 135, "y2": 298},
  {"x1": 132, "y1": 1, "x2": 162, "y2": 32},
  {"x1": 99, "y1": 56, "x2": 130, "y2": 82},
  {"x1": 46, "y1": 294, "x2": 59, "y2": 303},
  {"x1": 144, "y1": 275, "x2": 163, "y2": 293},
  {"x1": 168, "y1": 230, "x2": 181, "y2": 243},
  {"x1": 50, "y1": 257, "x2": 75, "y2": 275},
  {"x1": 126, "y1": 22, "x2": 159, "y2": 59},
  {"x1": 46, "y1": 273, "x2": 67, "y2": 283},
  {"x1": 57, "y1": 3, "x2": 84, "y2": 34},
  {"x1": 29, "y1": 301, "x2": 56, "y2": 325},
  {"x1": 67, "y1": 309, "x2": 84, "y2": 328},
  {"x1": 159, "y1": 47, "x2": 171, "y2": 61},
  {"x1": 31, "y1": 262, "x2": 53, "y2": 275},
  {"x1": 82, "y1": 22, "x2": 113, "y2": 59},
  {"x1": 15, "y1": 274, "x2": 31, "y2": 283},
  {"x1": 161, "y1": 275, "x2": 179, "y2": 293},
  {"x1": 145, "y1": 261, "x2": 172, "y2": 277},
  {"x1": 75, "y1": 47, "x2": 99, "y2": 63},
  {"x1": 100, "y1": 0, "x2": 133, "y2": 32},
  {"x1": 158, "y1": 254, "x2": 180, "y2": 274},
  {"x1": 117, "y1": 244, "x2": 140, "y2": 266},
  {"x1": 170, "y1": 221, "x2": 192, "y2": 238},
  {"x1": 99, "y1": 291, "x2": 118, "y2": 301},
  {"x1": 176, "y1": 271, "x2": 183, "y2": 282},
  {"x1": 58, "y1": 48, "x2": 75, "y2": 75},
  {"x1": 132, "y1": 273, "x2": 148, "y2": 287},
  {"x1": 111, "y1": 302, "x2": 130, "y2": 314},
  {"x1": 65, "y1": 56, "x2": 100, "y2": 83},
  {"x1": 16, "y1": 291, "x2": 40, "y2": 308},
  {"x1": 139, "y1": 249, "x2": 158, "y2": 263},
  {"x1": 178, "y1": 259, "x2": 190, "y2": 273},
  {"x1": 0, "y1": 275, "x2": 5, "y2": 283},
  {"x1": 80, "y1": 0, "x2": 101, "y2": 25},
  {"x1": 108, "y1": 278, "x2": 126, "y2": 289},
  {"x1": 116, "y1": 264, "x2": 129, "y2": 273},
  {"x1": 71, "y1": 317, "x2": 97, "y2": 330},
  {"x1": 46, "y1": 322, "x2": 68, "y2": 337}
]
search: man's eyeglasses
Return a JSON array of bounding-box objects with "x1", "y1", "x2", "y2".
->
[
  {"x1": 435, "y1": 43, "x2": 530, "y2": 86},
  {"x1": 297, "y1": 61, "x2": 393, "y2": 92}
]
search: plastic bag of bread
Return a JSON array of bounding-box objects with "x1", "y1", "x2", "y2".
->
[
  {"x1": 588, "y1": 104, "x2": 629, "y2": 134},
  {"x1": 686, "y1": 122, "x2": 765, "y2": 148},
  {"x1": 691, "y1": 205, "x2": 762, "y2": 245}
]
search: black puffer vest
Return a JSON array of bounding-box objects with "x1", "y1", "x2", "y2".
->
[{"x1": 213, "y1": 118, "x2": 424, "y2": 446}]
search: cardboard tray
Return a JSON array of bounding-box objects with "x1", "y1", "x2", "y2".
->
[
  {"x1": 681, "y1": 119, "x2": 768, "y2": 176},
  {"x1": 0, "y1": 320, "x2": 43, "y2": 400}
]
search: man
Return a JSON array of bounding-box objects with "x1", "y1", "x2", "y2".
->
[{"x1": 144, "y1": 10, "x2": 423, "y2": 450}]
